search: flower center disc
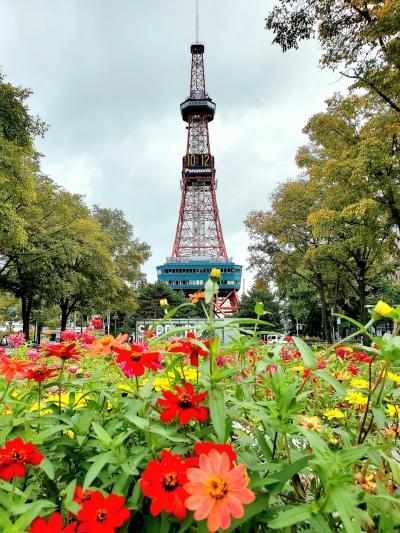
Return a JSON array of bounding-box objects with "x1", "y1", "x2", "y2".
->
[
  {"x1": 163, "y1": 472, "x2": 178, "y2": 491},
  {"x1": 206, "y1": 476, "x2": 229, "y2": 499},
  {"x1": 130, "y1": 353, "x2": 142, "y2": 362},
  {"x1": 178, "y1": 393, "x2": 192, "y2": 408},
  {"x1": 96, "y1": 509, "x2": 108, "y2": 523},
  {"x1": 11, "y1": 450, "x2": 26, "y2": 462}
]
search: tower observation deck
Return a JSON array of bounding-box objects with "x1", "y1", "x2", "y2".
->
[{"x1": 157, "y1": 43, "x2": 242, "y2": 316}]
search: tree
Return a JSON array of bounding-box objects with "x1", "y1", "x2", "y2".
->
[
  {"x1": 92, "y1": 206, "x2": 151, "y2": 315},
  {"x1": 132, "y1": 281, "x2": 201, "y2": 320},
  {"x1": 265, "y1": 0, "x2": 400, "y2": 112},
  {"x1": 235, "y1": 282, "x2": 282, "y2": 329},
  {"x1": 297, "y1": 94, "x2": 400, "y2": 232},
  {"x1": 245, "y1": 179, "x2": 341, "y2": 341}
]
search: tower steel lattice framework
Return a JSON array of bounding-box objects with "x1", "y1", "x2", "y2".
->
[
  {"x1": 158, "y1": 43, "x2": 241, "y2": 316},
  {"x1": 172, "y1": 43, "x2": 227, "y2": 260}
]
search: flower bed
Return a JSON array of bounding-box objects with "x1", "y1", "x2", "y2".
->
[{"x1": 1, "y1": 287, "x2": 400, "y2": 532}]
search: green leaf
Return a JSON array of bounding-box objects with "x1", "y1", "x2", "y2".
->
[
  {"x1": 39, "y1": 457, "x2": 55, "y2": 480},
  {"x1": 209, "y1": 385, "x2": 226, "y2": 442},
  {"x1": 314, "y1": 369, "x2": 347, "y2": 396},
  {"x1": 268, "y1": 504, "x2": 312, "y2": 529},
  {"x1": 371, "y1": 407, "x2": 386, "y2": 429},
  {"x1": 83, "y1": 451, "x2": 113, "y2": 490},
  {"x1": 205, "y1": 278, "x2": 218, "y2": 304},
  {"x1": 268, "y1": 455, "x2": 311, "y2": 494},
  {"x1": 125, "y1": 413, "x2": 150, "y2": 430},
  {"x1": 293, "y1": 337, "x2": 317, "y2": 368},
  {"x1": 309, "y1": 514, "x2": 332, "y2": 533},
  {"x1": 92, "y1": 422, "x2": 112, "y2": 446}
]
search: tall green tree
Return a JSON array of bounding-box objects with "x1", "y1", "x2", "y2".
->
[
  {"x1": 235, "y1": 282, "x2": 282, "y2": 329},
  {"x1": 266, "y1": 0, "x2": 400, "y2": 112}
]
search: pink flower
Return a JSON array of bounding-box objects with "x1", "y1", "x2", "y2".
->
[
  {"x1": 266, "y1": 364, "x2": 278, "y2": 376},
  {"x1": 60, "y1": 331, "x2": 79, "y2": 342},
  {"x1": 8, "y1": 332, "x2": 25, "y2": 347},
  {"x1": 184, "y1": 449, "x2": 255, "y2": 532},
  {"x1": 26, "y1": 349, "x2": 41, "y2": 360},
  {"x1": 66, "y1": 365, "x2": 80, "y2": 375},
  {"x1": 216, "y1": 356, "x2": 226, "y2": 368}
]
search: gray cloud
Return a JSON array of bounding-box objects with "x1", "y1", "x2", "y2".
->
[{"x1": 0, "y1": 0, "x2": 348, "y2": 286}]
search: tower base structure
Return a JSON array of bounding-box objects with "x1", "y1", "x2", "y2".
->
[{"x1": 157, "y1": 258, "x2": 242, "y2": 317}]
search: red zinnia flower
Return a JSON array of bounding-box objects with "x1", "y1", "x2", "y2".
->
[
  {"x1": 74, "y1": 486, "x2": 95, "y2": 506},
  {"x1": 24, "y1": 365, "x2": 60, "y2": 383},
  {"x1": 44, "y1": 343, "x2": 80, "y2": 361},
  {"x1": 351, "y1": 352, "x2": 372, "y2": 364},
  {"x1": 140, "y1": 450, "x2": 196, "y2": 519},
  {"x1": 194, "y1": 442, "x2": 237, "y2": 468},
  {"x1": 77, "y1": 491, "x2": 130, "y2": 532},
  {"x1": 157, "y1": 382, "x2": 209, "y2": 424},
  {"x1": 0, "y1": 437, "x2": 44, "y2": 480},
  {"x1": 0, "y1": 357, "x2": 33, "y2": 381},
  {"x1": 167, "y1": 332, "x2": 209, "y2": 367},
  {"x1": 60, "y1": 331, "x2": 79, "y2": 342},
  {"x1": 30, "y1": 512, "x2": 77, "y2": 533},
  {"x1": 347, "y1": 364, "x2": 359, "y2": 375},
  {"x1": 113, "y1": 344, "x2": 161, "y2": 377}
]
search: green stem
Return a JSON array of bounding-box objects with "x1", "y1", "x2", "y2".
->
[
  {"x1": 38, "y1": 381, "x2": 41, "y2": 418},
  {"x1": 135, "y1": 375, "x2": 139, "y2": 393},
  {"x1": 58, "y1": 359, "x2": 66, "y2": 413},
  {"x1": 209, "y1": 299, "x2": 214, "y2": 377},
  {"x1": 330, "y1": 318, "x2": 375, "y2": 349},
  {"x1": 0, "y1": 381, "x2": 11, "y2": 406}
]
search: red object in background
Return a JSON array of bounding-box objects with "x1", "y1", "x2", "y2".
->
[{"x1": 90, "y1": 318, "x2": 103, "y2": 329}]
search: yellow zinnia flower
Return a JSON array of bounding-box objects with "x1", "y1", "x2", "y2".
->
[
  {"x1": 385, "y1": 372, "x2": 400, "y2": 385},
  {"x1": 323, "y1": 408, "x2": 345, "y2": 420},
  {"x1": 387, "y1": 404, "x2": 400, "y2": 417},
  {"x1": 292, "y1": 365, "x2": 305, "y2": 372},
  {"x1": 344, "y1": 391, "x2": 368, "y2": 406},
  {"x1": 210, "y1": 268, "x2": 221, "y2": 281},
  {"x1": 351, "y1": 378, "x2": 370, "y2": 390},
  {"x1": 374, "y1": 300, "x2": 394, "y2": 318}
]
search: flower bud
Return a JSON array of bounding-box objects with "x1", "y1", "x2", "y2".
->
[
  {"x1": 159, "y1": 299, "x2": 169, "y2": 308},
  {"x1": 374, "y1": 300, "x2": 394, "y2": 318},
  {"x1": 210, "y1": 268, "x2": 221, "y2": 281}
]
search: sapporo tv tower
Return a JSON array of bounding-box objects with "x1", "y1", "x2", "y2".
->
[{"x1": 157, "y1": 15, "x2": 242, "y2": 316}]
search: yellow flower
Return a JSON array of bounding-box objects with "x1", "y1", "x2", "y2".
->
[
  {"x1": 344, "y1": 391, "x2": 368, "y2": 405},
  {"x1": 292, "y1": 365, "x2": 305, "y2": 372},
  {"x1": 351, "y1": 378, "x2": 370, "y2": 390},
  {"x1": 210, "y1": 268, "x2": 221, "y2": 281},
  {"x1": 160, "y1": 299, "x2": 169, "y2": 308},
  {"x1": 385, "y1": 372, "x2": 400, "y2": 385},
  {"x1": 323, "y1": 408, "x2": 345, "y2": 420},
  {"x1": 387, "y1": 404, "x2": 400, "y2": 417},
  {"x1": 374, "y1": 300, "x2": 394, "y2": 318},
  {"x1": 354, "y1": 471, "x2": 376, "y2": 493},
  {"x1": 298, "y1": 415, "x2": 321, "y2": 431},
  {"x1": 117, "y1": 383, "x2": 136, "y2": 394},
  {"x1": 63, "y1": 429, "x2": 75, "y2": 439}
]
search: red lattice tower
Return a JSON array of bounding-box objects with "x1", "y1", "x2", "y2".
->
[{"x1": 172, "y1": 43, "x2": 227, "y2": 260}]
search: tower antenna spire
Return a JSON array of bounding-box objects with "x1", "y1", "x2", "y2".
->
[{"x1": 195, "y1": 0, "x2": 199, "y2": 43}]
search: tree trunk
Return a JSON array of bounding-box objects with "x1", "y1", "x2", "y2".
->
[
  {"x1": 21, "y1": 296, "x2": 32, "y2": 341},
  {"x1": 36, "y1": 324, "x2": 42, "y2": 345},
  {"x1": 315, "y1": 275, "x2": 332, "y2": 343},
  {"x1": 60, "y1": 298, "x2": 69, "y2": 331},
  {"x1": 358, "y1": 277, "x2": 371, "y2": 346}
]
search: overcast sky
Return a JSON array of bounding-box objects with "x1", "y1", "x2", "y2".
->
[{"x1": 0, "y1": 0, "x2": 347, "y2": 290}]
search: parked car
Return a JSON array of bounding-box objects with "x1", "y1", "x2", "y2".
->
[{"x1": 266, "y1": 335, "x2": 289, "y2": 344}]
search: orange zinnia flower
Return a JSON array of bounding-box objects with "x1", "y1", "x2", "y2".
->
[
  {"x1": 184, "y1": 449, "x2": 255, "y2": 532},
  {"x1": 87, "y1": 333, "x2": 128, "y2": 356},
  {"x1": 0, "y1": 357, "x2": 33, "y2": 382},
  {"x1": 189, "y1": 291, "x2": 206, "y2": 304}
]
